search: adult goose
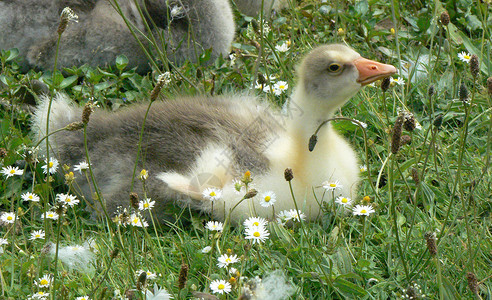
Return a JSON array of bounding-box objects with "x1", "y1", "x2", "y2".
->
[
  {"x1": 0, "y1": 0, "x2": 235, "y2": 73},
  {"x1": 32, "y1": 44, "x2": 396, "y2": 223}
]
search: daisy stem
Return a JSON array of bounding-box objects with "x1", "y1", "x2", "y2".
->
[
  {"x1": 435, "y1": 255, "x2": 444, "y2": 299},
  {"x1": 51, "y1": 212, "x2": 63, "y2": 300},
  {"x1": 358, "y1": 216, "x2": 366, "y2": 259}
]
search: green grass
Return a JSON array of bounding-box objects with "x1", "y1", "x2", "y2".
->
[{"x1": 1, "y1": 0, "x2": 491, "y2": 299}]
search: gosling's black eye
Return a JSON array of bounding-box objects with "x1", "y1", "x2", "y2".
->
[{"x1": 328, "y1": 63, "x2": 342, "y2": 73}]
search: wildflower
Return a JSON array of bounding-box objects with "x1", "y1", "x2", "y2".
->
[
  {"x1": 145, "y1": 284, "x2": 173, "y2": 300},
  {"x1": 58, "y1": 7, "x2": 78, "y2": 35},
  {"x1": 139, "y1": 169, "x2": 148, "y2": 181},
  {"x1": 470, "y1": 54, "x2": 479, "y2": 78},
  {"x1": 391, "y1": 113, "x2": 404, "y2": 154},
  {"x1": 440, "y1": 11, "x2": 450, "y2": 26},
  {"x1": 255, "y1": 81, "x2": 271, "y2": 93},
  {"x1": 28, "y1": 291, "x2": 50, "y2": 299},
  {"x1": 458, "y1": 51, "x2": 471, "y2": 63},
  {"x1": 390, "y1": 28, "x2": 395, "y2": 35},
  {"x1": 73, "y1": 161, "x2": 89, "y2": 173},
  {"x1": 30, "y1": 230, "x2": 45, "y2": 240},
  {"x1": 56, "y1": 193, "x2": 79, "y2": 207},
  {"x1": 210, "y1": 279, "x2": 232, "y2": 294},
  {"x1": 363, "y1": 195, "x2": 371, "y2": 202},
  {"x1": 390, "y1": 77, "x2": 405, "y2": 86},
  {"x1": 135, "y1": 270, "x2": 158, "y2": 280},
  {"x1": 275, "y1": 42, "x2": 290, "y2": 52},
  {"x1": 202, "y1": 188, "x2": 222, "y2": 201},
  {"x1": 138, "y1": 198, "x2": 155, "y2": 211},
  {"x1": 352, "y1": 120, "x2": 368, "y2": 128},
  {"x1": 0, "y1": 238, "x2": 8, "y2": 246},
  {"x1": 0, "y1": 212, "x2": 16, "y2": 224},
  {"x1": 335, "y1": 196, "x2": 353, "y2": 207},
  {"x1": 205, "y1": 221, "x2": 223, "y2": 232},
  {"x1": 322, "y1": 180, "x2": 343, "y2": 191},
  {"x1": 217, "y1": 254, "x2": 239, "y2": 268},
  {"x1": 1, "y1": 166, "x2": 23, "y2": 178},
  {"x1": 459, "y1": 82, "x2": 469, "y2": 103},
  {"x1": 170, "y1": 5, "x2": 185, "y2": 19},
  {"x1": 424, "y1": 232, "x2": 437, "y2": 256},
  {"x1": 232, "y1": 179, "x2": 244, "y2": 194},
  {"x1": 259, "y1": 191, "x2": 276, "y2": 207},
  {"x1": 75, "y1": 296, "x2": 90, "y2": 300},
  {"x1": 352, "y1": 204, "x2": 375, "y2": 216},
  {"x1": 129, "y1": 213, "x2": 149, "y2": 227},
  {"x1": 337, "y1": 28, "x2": 345, "y2": 35},
  {"x1": 243, "y1": 217, "x2": 267, "y2": 229},
  {"x1": 178, "y1": 263, "x2": 189, "y2": 290},
  {"x1": 244, "y1": 225, "x2": 270, "y2": 244},
  {"x1": 41, "y1": 211, "x2": 59, "y2": 220},
  {"x1": 36, "y1": 274, "x2": 52, "y2": 288},
  {"x1": 359, "y1": 165, "x2": 367, "y2": 172},
  {"x1": 150, "y1": 73, "x2": 172, "y2": 101},
  {"x1": 272, "y1": 81, "x2": 289, "y2": 96},
  {"x1": 229, "y1": 53, "x2": 237, "y2": 66},
  {"x1": 286, "y1": 209, "x2": 306, "y2": 222},
  {"x1": 284, "y1": 168, "x2": 293, "y2": 181},
  {"x1": 41, "y1": 158, "x2": 59, "y2": 174},
  {"x1": 201, "y1": 246, "x2": 212, "y2": 253}
]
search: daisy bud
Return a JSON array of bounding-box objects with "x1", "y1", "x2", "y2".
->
[
  {"x1": 403, "y1": 114, "x2": 416, "y2": 131},
  {"x1": 65, "y1": 121, "x2": 84, "y2": 131},
  {"x1": 82, "y1": 102, "x2": 94, "y2": 124},
  {"x1": 391, "y1": 114, "x2": 404, "y2": 154},
  {"x1": 308, "y1": 134, "x2": 318, "y2": 152},
  {"x1": 178, "y1": 263, "x2": 189, "y2": 290},
  {"x1": 440, "y1": 11, "x2": 450, "y2": 26},
  {"x1": 433, "y1": 114, "x2": 443, "y2": 128},
  {"x1": 242, "y1": 171, "x2": 252, "y2": 185},
  {"x1": 466, "y1": 272, "x2": 479, "y2": 295},
  {"x1": 411, "y1": 167, "x2": 420, "y2": 185},
  {"x1": 363, "y1": 195, "x2": 371, "y2": 203},
  {"x1": 487, "y1": 77, "x2": 492, "y2": 95},
  {"x1": 64, "y1": 171, "x2": 75, "y2": 185},
  {"x1": 381, "y1": 77, "x2": 391, "y2": 92},
  {"x1": 469, "y1": 54, "x2": 479, "y2": 78},
  {"x1": 0, "y1": 147, "x2": 7, "y2": 158},
  {"x1": 459, "y1": 82, "x2": 468, "y2": 103},
  {"x1": 400, "y1": 134, "x2": 412, "y2": 146},
  {"x1": 244, "y1": 189, "x2": 258, "y2": 199},
  {"x1": 428, "y1": 85, "x2": 435, "y2": 98},
  {"x1": 424, "y1": 232, "x2": 437, "y2": 256},
  {"x1": 284, "y1": 168, "x2": 294, "y2": 181},
  {"x1": 130, "y1": 193, "x2": 139, "y2": 210},
  {"x1": 136, "y1": 271, "x2": 147, "y2": 290}
]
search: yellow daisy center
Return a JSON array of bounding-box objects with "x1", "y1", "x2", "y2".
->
[
  {"x1": 341, "y1": 198, "x2": 348, "y2": 203},
  {"x1": 9, "y1": 169, "x2": 15, "y2": 174},
  {"x1": 330, "y1": 183, "x2": 336, "y2": 187},
  {"x1": 253, "y1": 232, "x2": 260, "y2": 237},
  {"x1": 133, "y1": 218, "x2": 139, "y2": 224},
  {"x1": 48, "y1": 214, "x2": 54, "y2": 217},
  {"x1": 264, "y1": 196, "x2": 271, "y2": 202},
  {"x1": 66, "y1": 198, "x2": 71, "y2": 202},
  {"x1": 253, "y1": 222, "x2": 259, "y2": 226},
  {"x1": 49, "y1": 162, "x2": 54, "y2": 168},
  {"x1": 361, "y1": 209, "x2": 367, "y2": 214},
  {"x1": 210, "y1": 191, "x2": 216, "y2": 197},
  {"x1": 28, "y1": 195, "x2": 33, "y2": 199},
  {"x1": 144, "y1": 203, "x2": 149, "y2": 208},
  {"x1": 225, "y1": 258, "x2": 231, "y2": 263},
  {"x1": 218, "y1": 284, "x2": 225, "y2": 290},
  {"x1": 464, "y1": 55, "x2": 470, "y2": 59},
  {"x1": 40, "y1": 279, "x2": 48, "y2": 285},
  {"x1": 7, "y1": 216, "x2": 13, "y2": 221}
]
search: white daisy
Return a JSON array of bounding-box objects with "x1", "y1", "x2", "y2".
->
[
  {"x1": 35, "y1": 274, "x2": 52, "y2": 288},
  {"x1": 258, "y1": 191, "x2": 276, "y2": 207},
  {"x1": 275, "y1": 42, "x2": 290, "y2": 52},
  {"x1": 458, "y1": 51, "x2": 471, "y2": 63},
  {"x1": 138, "y1": 198, "x2": 155, "y2": 211},
  {"x1": 359, "y1": 165, "x2": 367, "y2": 172},
  {"x1": 217, "y1": 253, "x2": 239, "y2": 268},
  {"x1": 129, "y1": 213, "x2": 149, "y2": 227},
  {"x1": 41, "y1": 158, "x2": 59, "y2": 174},
  {"x1": 201, "y1": 246, "x2": 212, "y2": 253},
  {"x1": 210, "y1": 279, "x2": 232, "y2": 294},
  {"x1": 41, "y1": 211, "x2": 59, "y2": 220},
  {"x1": 322, "y1": 180, "x2": 343, "y2": 191},
  {"x1": 272, "y1": 81, "x2": 289, "y2": 96},
  {"x1": 1, "y1": 166, "x2": 23, "y2": 178},
  {"x1": 353, "y1": 204, "x2": 375, "y2": 216},
  {"x1": 202, "y1": 188, "x2": 222, "y2": 201},
  {"x1": 243, "y1": 217, "x2": 267, "y2": 229},
  {"x1": 244, "y1": 225, "x2": 270, "y2": 244},
  {"x1": 255, "y1": 81, "x2": 271, "y2": 93},
  {"x1": 0, "y1": 212, "x2": 16, "y2": 224},
  {"x1": 144, "y1": 284, "x2": 172, "y2": 300},
  {"x1": 21, "y1": 192, "x2": 40, "y2": 202},
  {"x1": 73, "y1": 161, "x2": 89, "y2": 173},
  {"x1": 56, "y1": 193, "x2": 80, "y2": 207},
  {"x1": 28, "y1": 291, "x2": 49, "y2": 299},
  {"x1": 75, "y1": 296, "x2": 90, "y2": 300},
  {"x1": 390, "y1": 77, "x2": 406, "y2": 86},
  {"x1": 0, "y1": 238, "x2": 8, "y2": 245},
  {"x1": 285, "y1": 209, "x2": 306, "y2": 222},
  {"x1": 205, "y1": 221, "x2": 224, "y2": 232},
  {"x1": 139, "y1": 169, "x2": 148, "y2": 181},
  {"x1": 30, "y1": 230, "x2": 45, "y2": 240},
  {"x1": 335, "y1": 196, "x2": 353, "y2": 207}
]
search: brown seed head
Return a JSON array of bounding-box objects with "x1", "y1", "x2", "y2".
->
[
  {"x1": 308, "y1": 134, "x2": 318, "y2": 152},
  {"x1": 403, "y1": 114, "x2": 416, "y2": 131},
  {"x1": 178, "y1": 263, "x2": 189, "y2": 290},
  {"x1": 470, "y1": 55, "x2": 479, "y2": 78},
  {"x1": 58, "y1": 7, "x2": 78, "y2": 35},
  {"x1": 428, "y1": 85, "x2": 435, "y2": 98},
  {"x1": 440, "y1": 11, "x2": 450, "y2": 26},
  {"x1": 424, "y1": 232, "x2": 437, "y2": 256},
  {"x1": 411, "y1": 167, "x2": 420, "y2": 185},
  {"x1": 487, "y1": 77, "x2": 492, "y2": 95},
  {"x1": 459, "y1": 82, "x2": 469, "y2": 103},
  {"x1": 244, "y1": 189, "x2": 258, "y2": 199},
  {"x1": 130, "y1": 193, "x2": 139, "y2": 210},
  {"x1": 257, "y1": 73, "x2": 267, "y2": 85},
  {"x1": 284, "y1": 168, "x2": 294, "y2": 181},
  {"x1": 136, "y1": 271, "x2": 147, "y2": 290},
  {"x1": 82, "y1": 101, "x2": 94, "y2": 124},
  {"x1": 65, "y1": 122, "x2": 84, "y2": 131},
  {"x1": 466, "y1": 272, "x2": 479, "y2": 295},
  {"x1": 381, "y1": 77, "x2": 391, "y2": 92},
  {"x1": 400, "y1": 134, "x2": 412, "y2": 146},
  {"x1": 150, "y1": 73, "x2": 171, "y2": 101},
  {"x1": 391, "y1": 114, "x2": 404, "y2": 154},
  {"x1": 433, "y1": 114, "x2": 443, "y2": 128},
  {"x1": 0, "y1": 147, "x2": 7, "y2": 158}
]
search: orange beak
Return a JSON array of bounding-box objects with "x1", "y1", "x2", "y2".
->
[{"x1": 354, "y1": 57, "x2": 397, "y2": 86}]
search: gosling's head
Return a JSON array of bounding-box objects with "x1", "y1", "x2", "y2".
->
[{"x1": 298, "y1": 44, "x2": 397, "y2": 110}]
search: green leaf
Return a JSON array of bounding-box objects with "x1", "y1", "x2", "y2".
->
[
  {"x1": 5, "y1": 48, "x2": 20, "y2": 62},
  {"x1": 333, "y1": 277, "x2": 367, "y2": 297},
  {"x1": 115, "y1": 55, "x2": 129, "y2": 71},
  {"x1": 59, "y1": 75, "x2": 78, "y2": 89}
]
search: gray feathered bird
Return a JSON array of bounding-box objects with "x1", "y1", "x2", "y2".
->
[
  {"x1": 31, "y1": 44, "x2": 396, "y2": 223},
  {"x1": 0, "y1": 0, "x2": 235, "y2": 73}
]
